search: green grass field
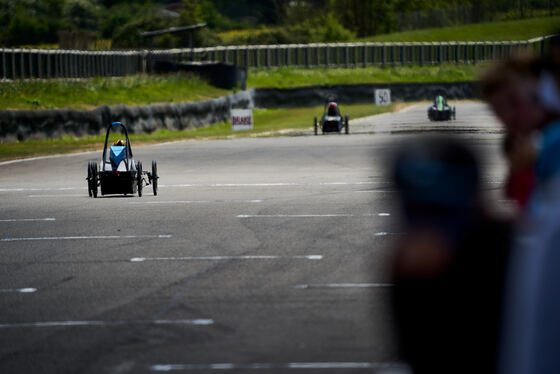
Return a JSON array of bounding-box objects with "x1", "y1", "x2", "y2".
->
[
  {"x1": 360, "y1": 16, "x2": 559, "y2": 42},
  {"x1": 0, "y1": 103, "x2": 395, "y2": 161},
  {"x1": 0, "y1": 65, "x2": 478, "y2": 110},
  {"x1": 247, "y1": 64, "x2": 479, "y2": 88},
  {"x1": 0, "y1": 74, "x2": 229, "y2": 110},
  {"x1": 218, "y1": 16, "x2": 558, "y2": 45}
]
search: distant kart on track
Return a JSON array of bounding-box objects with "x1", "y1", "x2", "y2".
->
[
  {"x1": 314, "y1": 97, "x2": 349, "y2": 135},
  {"x1": 428, "y1": 95, "x2": 456, "y2": 121},
  {"x1": 86, "y1": 122, "x2": 158, "y2": 198}
]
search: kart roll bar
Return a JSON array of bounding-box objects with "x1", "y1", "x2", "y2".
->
[{"x1": 102, "y1": 122, "x2": 134, "y2": 172}]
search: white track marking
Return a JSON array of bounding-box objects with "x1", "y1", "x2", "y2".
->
[
  {"x1": 351, "y1": 190, "x2": 395, "y2": 193},
  {"x1": 131, "y1": 255, "x2": 323, "y2": 262},
  {"x1": 0, "y1": 150, "x2": 97, "y2": 166},
  {"x1": 0, "y1": 218, "x2": 55, "y2": 222},
  {"x1": 129, "y1": 200, "x2": 262, "y2": 205},
  {"x1": 294, "y1": 283, "x2": 394, "y2": 289},
  {"x1": 0, "y1": 187, "x2": 86, "y2": 192},
  {"x1": 0, "y1": 181, "x2": 382, "y2": 193},
  {"x1": 378, "y1": 213, "x2": 391, "y2": 216},
  {"x1": 26, "y1": 194, "x2": 84, "y2": 198},
  {"x1": 0, "y1": 319, "x2": 213, "y2": 329},
  {"x1": 151, "y1": 362, "x2": 402, "y2": 371},
  {"x1": 161, "y1": 182, "x2": 378, "y2": 188},
  {"x1": 1, "y1": 234, "x2": 172, "y2": 242},
  {"x1": 237, "y1": 214, "x2": 379, "y2": 218},
  {"x1": 0, "y1": 288, "x2": 37, "y2": 293}
]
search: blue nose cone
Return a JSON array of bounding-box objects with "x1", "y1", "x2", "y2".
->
[{"x1": 110, "y1": 145, "x2": 126, "y2": 170}]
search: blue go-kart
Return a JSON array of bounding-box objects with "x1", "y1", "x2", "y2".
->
[{"x1": 87, "y1": 122, "x2": 158, "y2": 198}]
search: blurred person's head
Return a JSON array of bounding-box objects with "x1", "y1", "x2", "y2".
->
[
  {"x1": 481, "y1": 55, "x2": 548, "y2": 135},
  {"x1": 393, "y1": 137, "x2": 480, "y2": 241}
]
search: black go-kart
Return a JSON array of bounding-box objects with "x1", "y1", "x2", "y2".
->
[
  {"x1": 314, "y1": 99, "x2": 349, "y2": 135},
  {"x1": 87, "y1": 122, "x2": 158, "y2": 198},
  {"x1": 428, "y1": 95, "x2": 456, "y2": 121}
]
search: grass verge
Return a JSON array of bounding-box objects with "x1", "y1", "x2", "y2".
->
[
  {"x1": 218, "y1": 16, "x2": 558, "y2": 45},
  {"x1": 247, "y1": 64, "x2": 480, "y2": 89},
  {"x1": 360, "y1": 16, "x2": 560, "y2": 42},
  {"x1": 0, "y1": 73, "x2": 230, "y2": 110},
  {"x1": 2, "y1": 65, "x2": 480, "y2": 110},
  {"x1": 0, "y1": 103, "x2": 395, "y2": 161}
]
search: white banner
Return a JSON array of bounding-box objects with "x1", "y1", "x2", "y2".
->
[
  {"x1": 231, "y1": 109, "x2": 253, "y2": 131},
  {"x1": 374, "y1": 89, "x2": 391, "y2": 106}
]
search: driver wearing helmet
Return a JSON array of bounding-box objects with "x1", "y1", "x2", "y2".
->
[{"x1": 327, "y1": 102, "x2": 340, "y2": 117}]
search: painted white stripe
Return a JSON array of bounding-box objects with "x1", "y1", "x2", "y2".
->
[
  {"x1": 378, "y1": 212, "x2": 391, "y2": 216},
  {"x1": 0, "y1": 288, "x2": 37, "y2": 293},
  {"x1": 1, "y1": 234, "x2": 172, "y2": 242},
  {"x1": 352, "y1": 190, "x2": 395, "y2": 193},
  {"x1": 131, "y1": 255, "x2": 323, "y2": 262},
  {"x1": 294, "y1": 283, "x2": 394, "y2": 289},
  {"x1": 151, "y1": 362, "x2": 402, "y2": 371},
  {"x1": 0, "y1": 319, "x2": 213, "y2": 329},
  {"x1": 0, "y1": 181, "x2": 382, "y2": 193},
  {"x1": 161, "y1": 181, "x2": 379, "y2": 188},
  {"x1": 0, "y1": 218, "x2": 55, "y2": 222},
  {"x1": 129, "y1": 200, "x2": 262, "y2": 205},
  {"x1": 0, "y1": 150, "x2": 97, "y2": 167},
  {"x1": 26, "y1": 194, "x2": 84, "y2": 198},
  {"x1": 0, "y1": 187, "x2": 86, "y2": 192},
  {"x1": 237, "y1": 214, "x2": 379, "y2": 218}
]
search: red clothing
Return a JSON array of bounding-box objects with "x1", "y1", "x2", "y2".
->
[{"x1": 506, "y1": 167, "x2": 535, "y2": 207}]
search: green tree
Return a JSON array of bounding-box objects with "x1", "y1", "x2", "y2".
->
[{"x1": 63, "y1": 0, "x2": 101, "y2": 31}]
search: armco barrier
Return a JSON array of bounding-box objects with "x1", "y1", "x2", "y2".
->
[
  {"x1": 0, "y1": 35, "x2": 554, "y2": 80},
  {"x1": 0, "y1": 82, "x2": 478, "y2": 141}
]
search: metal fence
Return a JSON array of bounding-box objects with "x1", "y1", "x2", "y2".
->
[{"x1": 0, "y1": 35, "x2": 553, "y2": 80}]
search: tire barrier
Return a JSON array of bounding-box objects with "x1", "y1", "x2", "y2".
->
[
  {"x1": 0, "y1": 90, "x2": 254, "y2": 142},
  {"x1": 253, "y1": 81, "x2": 478, "y2": 108}
]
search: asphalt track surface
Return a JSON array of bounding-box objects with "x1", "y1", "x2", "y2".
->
[{"x1": 0, "y1": 102, "x2": 506, "y2": 374}]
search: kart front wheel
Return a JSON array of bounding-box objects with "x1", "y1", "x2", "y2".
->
[
  {"x1": 345, "y1": 116, "x2": 349, "y2": 134},
  {"x1": 137, "y1": 161, "x2": 143, "y2": 197},
  {"x1": 452, "y1": 106, "x2": 456, "y2": 120},
  {"x1": 152, "y1": 160, "x2": 158, "y2": 196}
]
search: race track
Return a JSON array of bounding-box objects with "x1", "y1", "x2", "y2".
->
[{"x1": 0, "y1": 102, "x2": 506, "y2": 374}]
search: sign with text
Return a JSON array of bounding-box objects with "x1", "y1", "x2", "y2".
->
[
  {"x1": 374, "y1": 89, "x2": 391, "y2": 106},
  {"x1": 231, "y1": 109, "x2": 253, "y2": 131}
]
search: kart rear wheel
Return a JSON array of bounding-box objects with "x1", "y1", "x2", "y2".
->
[
  {"x1": 452, "y1": 106, "x2": 456, "y2": 120},
  {"x1": 137, "y1": 161, "x2": 143, "y2": 197},
  {"x1": 88, "y1": 161, "x2": 98, "y2": 198},
  {"x1": 345, "y1": 116, "x2": 349, "y2": 134},
  {"x1": 152, "y1": 160, "x2": 158, "y2": 196},
  {"x1": 87, "y1": 163, "x2": 92, "y2": 197},
  {"x1": 314, "y1": 117, "x2": 318, "y2": 136}
]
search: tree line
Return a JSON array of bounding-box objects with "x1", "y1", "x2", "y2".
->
[{"x1": 0, "y1": 0, "x2": 557, "y2": 48}]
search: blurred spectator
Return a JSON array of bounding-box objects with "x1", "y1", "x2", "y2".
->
[
  {"x1": 390, "y1": 137, "x2": 512, "y2": 374},
  {"x1": 481, "y1": 49, "x2": 560, "y2": 374},
  {"x1": 502, "y1": 133, "x2": 536, "y2": 208},
  {"x1": 480, "y1": 55, "x2": 552, "y2": 137}
]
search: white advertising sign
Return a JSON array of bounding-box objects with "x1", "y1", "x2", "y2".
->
[
  {"x1": 374, "y1": 89, "x2": 391, "y2": 106},
  {"x1": 231, "y1": 109, "x2": 253, "y2": 131}
]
